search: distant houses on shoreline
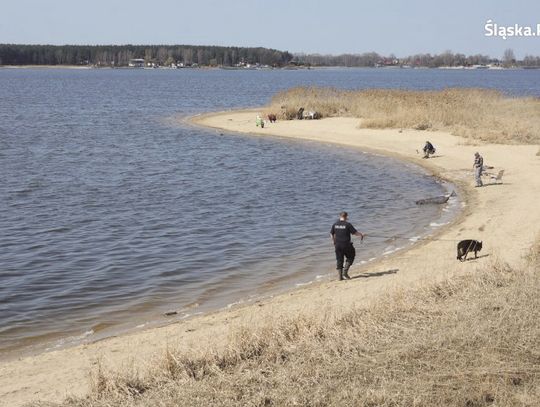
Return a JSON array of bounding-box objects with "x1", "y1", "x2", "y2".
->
[{"x1": 126, "y1": 58, "x2": 280, "y2": 70}]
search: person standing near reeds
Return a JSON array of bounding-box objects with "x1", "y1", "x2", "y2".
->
[
  {"x1": 330, "y1": 212, "x2": 364, "y2": 281},
  {"x1": 473, "y1": 152, "x2": 484, "y2": 187}
]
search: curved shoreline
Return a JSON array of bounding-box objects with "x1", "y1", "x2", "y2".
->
[
  {"x1": 1, "y1": 110, "x2": 539, "y2": 406},
  {"x1": 187, "y1": 110, "x2": 473, "y2": 251},
  {"x1": 1, "y1": 115, "x2": 460, "y2": 361}
]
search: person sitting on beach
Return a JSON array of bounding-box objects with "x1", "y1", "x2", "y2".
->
[
  {"x1": 422, "y1": 141, "x2": 436, "y2": 158},
  {"x1": 330, "y1": 212, "x2": 365, "y2": 281},
  {"x1": 473, "y1": 152, "x2": 484, "y2": 187}
]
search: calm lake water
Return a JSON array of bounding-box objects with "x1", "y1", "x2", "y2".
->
[{"x1": 1, "y1": 67, "x2": 538, "y2": 358}]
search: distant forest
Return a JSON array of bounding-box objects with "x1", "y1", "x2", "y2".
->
[
  {"x1": 1, "y1": 44, "x2": 539, "y2": 69},
  {"x1": 0, "y1": 44, "x2": 294, "y2": 67}
]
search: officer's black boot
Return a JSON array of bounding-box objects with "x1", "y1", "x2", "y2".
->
[
  {"x1": 337, "y1": 268, "x2": 344, "y2": 281},
  {"x1": 342, "y1": 262, "x2": 352, "y2": 280}
]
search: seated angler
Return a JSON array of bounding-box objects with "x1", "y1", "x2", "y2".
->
[{"x1": 422, "y1": 140, "x2": 436, "y2": 158}]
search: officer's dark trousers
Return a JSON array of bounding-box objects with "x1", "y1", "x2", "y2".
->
[{"x1": 335, "y1": 243, "x2": 355, "y2": 270}]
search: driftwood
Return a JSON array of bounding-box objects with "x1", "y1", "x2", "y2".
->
[
  {"x1": 415, "y1": 191, "x2": 455, "y2": 205},
  {"x1": 415, "y1": 195, "x2": 449, "y2": 205}
]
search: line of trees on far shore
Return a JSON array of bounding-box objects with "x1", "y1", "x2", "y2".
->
[
  {"x1": 293, "y1": 49, "x2": 540, "y2": 68},
  {"x1": 2, "y1": 44, "x2": 539, "y2": 69},
  {"x1": 0, "y1": 44, "x2": 294, "y2": 67}
]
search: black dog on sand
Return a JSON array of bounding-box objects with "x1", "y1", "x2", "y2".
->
[{"x1": 457, "y1": 240, "x2": 483, "y2": 262}]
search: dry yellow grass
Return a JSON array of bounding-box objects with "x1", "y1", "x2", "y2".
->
[
  {"x1": 267, "y1": 87, "x2": 540, "y2": 144},
  {"x1": 34, "y1": 243, "x2": 540, "y2": 407}
]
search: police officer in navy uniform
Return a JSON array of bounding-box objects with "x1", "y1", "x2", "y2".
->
[{"x1": 330, "y1": 211, "x2": 365, "y2": 281}]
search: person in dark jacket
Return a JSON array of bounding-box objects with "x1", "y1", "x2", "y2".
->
[
  {"x1": 422, "y1": 141, "x2": 436, "y2": 158},
  {"x1": 330, "y1": 212, "x2": 365, "y2": 281}
]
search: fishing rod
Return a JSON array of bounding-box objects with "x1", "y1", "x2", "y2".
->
[{"x1": 363, "y1": 234, "x2": 461, "y2": 243}]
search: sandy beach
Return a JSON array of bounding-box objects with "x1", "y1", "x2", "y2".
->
[{"x1": 1, "y1": 110, "x2": 539, "y2": 406}]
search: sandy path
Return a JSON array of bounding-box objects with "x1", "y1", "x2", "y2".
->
[{"x1": 1, "y1": 111, "x2": 539, "y2": 406}]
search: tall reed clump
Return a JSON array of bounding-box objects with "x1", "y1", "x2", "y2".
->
[
  {"x1": 267, "y1": 87, "x2": 540, "y2": 144},
  {"x1": 36, "y1": 244, "x2": 540, "y2": 407}
]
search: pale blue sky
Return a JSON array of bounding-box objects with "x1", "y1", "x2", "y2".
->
[{"x1": 2, "y1": 0, "x2": 540, "y2": 58}]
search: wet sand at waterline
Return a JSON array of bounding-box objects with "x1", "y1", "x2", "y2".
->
[{"x1": 1, "y1": 111, "x2": 540, "y2": 406}]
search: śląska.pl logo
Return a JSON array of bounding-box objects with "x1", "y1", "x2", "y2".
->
[{"x1": 485, "y1": 20, "x2": 540, "y2": 39}]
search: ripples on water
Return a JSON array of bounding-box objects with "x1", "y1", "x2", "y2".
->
[{"x1": 1, "y1": 67, "x2": 537, "y2": 358}]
